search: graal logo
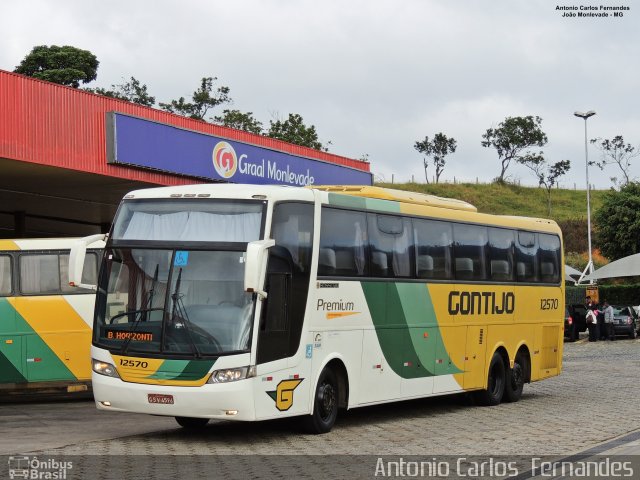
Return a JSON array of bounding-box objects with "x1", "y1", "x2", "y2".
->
[
  {"x1": 212, "y1": 141, "x2": 238, "y2": 179},
  {"x1": 8, "y1": 456, "x2": 73, "y2": 479}
]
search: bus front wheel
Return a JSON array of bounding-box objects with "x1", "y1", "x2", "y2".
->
[
  {"x1": 175, "y1": 416, "x2": 210, "y2": 429},
  {"x1": 473, "y1": 352, "x2": 506, "y2": 406},
  {"x1": 303, "y1": 367, "x2": 338, "y2": 434}
]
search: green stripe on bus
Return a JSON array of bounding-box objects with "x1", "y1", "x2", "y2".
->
[
  {"x1": 147, "y1": 359, "x2": 215, "y2": 380},
  {"x1": 361, "y1": 282, "x2": 461, "y2": 379},
  {"x1": 173, "y1": 359, "x2": 216, "y2": 380},
  {"x1": 0, "y1": 350, "x2": 26, "y2": 383},
  {"x1": 327, "y1": 193, "x2": 401, "y2": 213}
]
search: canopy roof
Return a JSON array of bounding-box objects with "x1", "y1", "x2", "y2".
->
[{"x1": 584, "y1": 254, "x2": 640, "y2": 281}]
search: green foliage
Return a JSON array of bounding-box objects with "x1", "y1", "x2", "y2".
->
[
  {"x1": 86, "y1": 76, "x2": 155, "y2": 106},
  {"x1": 213, "y1": 109, "x2": 263, "y2": 134},
  {"x1": 159, "y1": 77, "x2": 231, "y2": 121},
  {"x1": 481, "y1": 116, "x2": 548, "y2": 183},
  {"x1": 589, "y1": 135, "x2": 639, "y2": 187},
  {"x1": 267, "y1": 113, "x2": 327, "y2": 151},
  {"x1": 566, "y1": 284, "x2": 640, "y2": 306},
  {"x1": 593, "y1": 182, "x2": 640, "y2": 261},
  {"x1": 518, "y1": 154, "x2": 571, "y2": 215},
  {"x1": 414, "y1": 133, "x2": 457, "y2": 184},
  {"x1": 376, "y1": 181, "x2": 606, "y2": 222},
  {"x1": 14, "y1": 45, "x2": 99, "y2": 88},
  {"x1": 557, "y1": 219, "x2": 589, "y2": 253}
]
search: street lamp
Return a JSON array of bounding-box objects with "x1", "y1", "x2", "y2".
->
[{"x1": 574, "y1": 110, "x2": 596, "y2": 283}]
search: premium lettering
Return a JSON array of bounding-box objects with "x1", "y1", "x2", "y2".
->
[
  {"x1": 317, "y1": 299, "x2": 355, "y2": 311},
  {"x1": 448, "y1": 291, "x2": 515, "y2": 315}
]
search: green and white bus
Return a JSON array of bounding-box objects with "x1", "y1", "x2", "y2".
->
[
  {"x1": 1, "y1": 238, "x2": 102, "y2": 396},
  {"x1": 70, "y1": 184, "x2": 564, "y2": 433}
]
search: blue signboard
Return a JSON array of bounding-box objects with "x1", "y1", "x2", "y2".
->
[{"x1": 107, "y1": 113, "x2": 372, "y2": 186}]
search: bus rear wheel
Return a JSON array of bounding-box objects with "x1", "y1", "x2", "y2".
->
[
  {"x1": 473, "y1": 352, "x2": 506, "y2": 406},
  {"x1": 303, "y1": 367, "x2": 338, "y2": 434},
  {"x1": 504, "y1": 351, "x2": 527, "y2": 403},
  {"x1": 175, "y1": 416, "x2": 210, "y2": 429}
]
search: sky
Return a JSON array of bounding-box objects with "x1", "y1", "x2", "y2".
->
[{"x1": 1, "y1": 0, "x2": 639, "y2": 188}]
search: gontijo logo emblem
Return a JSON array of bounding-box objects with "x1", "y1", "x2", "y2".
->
[{"x1": 212, "y1": 141, "x2": 238, "y2": 179}]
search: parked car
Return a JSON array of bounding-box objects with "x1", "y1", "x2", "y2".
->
[
  {"x1": 611, "y1": 306, "x2": 638, "y2": 339},
  {"x1": 565, "y1": 304, "x2": 588, "y2": 341}
]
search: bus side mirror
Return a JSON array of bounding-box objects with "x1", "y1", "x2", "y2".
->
[
  {"x1": 69, "y1": 233, "x2": 106, "y2": 291},
  {"x1": 244, "y1": 239, "x2": 275, "y2": 300}
]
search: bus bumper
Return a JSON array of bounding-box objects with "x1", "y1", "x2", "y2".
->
[{"x1": 92, "y1": 373, "x2": 257, "y2": 421}]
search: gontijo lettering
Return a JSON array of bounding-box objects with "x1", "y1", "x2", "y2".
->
[{"x1": 448, "y1": 291, "x2": 515, "y2": 315}]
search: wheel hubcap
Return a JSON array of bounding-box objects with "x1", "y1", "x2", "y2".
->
[{"x1": 318, "y1": 382, "x2": 336, "y2": 420}]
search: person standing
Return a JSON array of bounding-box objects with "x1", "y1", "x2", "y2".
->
[
  {"x1": 585, "y1": 295, "x2": 599, "y2": 342},
  {"x1": 602, "y1": 300, "x2": 615, "y2": 341}
]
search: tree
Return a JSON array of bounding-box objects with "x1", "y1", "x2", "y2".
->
[
  {"x1": 86, "y1": 76, "x2": 155, "y2": 106},
  {"x1": 213, "y1": 109, "x2": 263, "y2": 134},
  {"x1": 267, "y1": 113, "x2": 327, "y2": 150},
  {"x1": 518, "y1": 154, "x2": 571, "y2": 216},
  {"x1": 414, "y1": 133, "x2": 457, "y2": 184},
  {"x1": 593, "y1": 182, "x2": 640, "y2": 261},
  {"x1": 481, "y1": 116, "x2": 548, "y2": 183},
  {"x1": 589, "y1": 135, "x2": 639, "y2": 187},
  {"x1": 14, "y1": 45, "x2": 99, "y2": 88},
  {"x1": 159, "y1": 77, "x2": 231, "y2": 121}
]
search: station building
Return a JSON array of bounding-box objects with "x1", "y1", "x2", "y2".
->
[{"x1": 0, "y1": 70, "x2": 371, "y2": 238}]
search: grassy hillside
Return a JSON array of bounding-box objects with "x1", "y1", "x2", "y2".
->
[{"x1": 377, "y1": 182, "x2": 607, "y2": 223}]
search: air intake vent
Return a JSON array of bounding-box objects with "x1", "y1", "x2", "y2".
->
[{"x1": 479, "y1": 328, "x2": 484, "y2": 345}]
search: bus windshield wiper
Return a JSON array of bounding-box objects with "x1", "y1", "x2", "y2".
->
[
  {"x1": 120, "y1": 264, "x2": 161, "y2": 354},
  {"x1": 170, "y1": 268, "x2": 202, "y2": 359}
]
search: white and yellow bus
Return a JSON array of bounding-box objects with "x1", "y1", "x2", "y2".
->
[
  {"x1": 0, "y1": 238, "x2": 103, "y2": 396},
  {"x1": 70, "y1": 184, "x2": 564, "y2": 433}
]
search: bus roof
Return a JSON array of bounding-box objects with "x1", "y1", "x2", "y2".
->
[{"x1": 312, "y1": 186, "x2": 478, "y2": 212}]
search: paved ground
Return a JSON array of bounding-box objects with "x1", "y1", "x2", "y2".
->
[{"x1": 1, "y1": 336, "x2": 639, "y2": 478}]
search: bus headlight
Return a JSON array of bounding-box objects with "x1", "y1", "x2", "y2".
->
[
  {"x1": 92, "y1": 359, "x2": 120, "y2": 378},
  {"x1": 208, "y1": 366, "x2": 255, "y2": 384}
]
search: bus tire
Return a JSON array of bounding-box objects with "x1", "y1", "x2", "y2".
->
[
  {"x1": 504, "y1": 351, "x2": 527, "y2": 403},
  {"x1": 303, "y1": 367, "x2": 338, "y2": 434},
  {"x1": 175, "y1": 416, "x2": 209, "y2": 429},
  {"x1": 473, "y1": 352, "x2": 506, "y2": 406}
]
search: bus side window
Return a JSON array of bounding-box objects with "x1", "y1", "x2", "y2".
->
[
  {"x1": 538, "y1": 234, "x2": 561, "y2": 284},
  {"x1": 368, "y1": 214, "x2": 413, "y2": 278},
  {"x1": 60, "y1": 252, "x2": 98, "y2": 293},
  {"x1": 413, "y1": 219, "x2": 453, "y2": 280},
  {"x1": 19, "y1": 254, "x2": 60, "y2": 295},
  {"x1": 516, "y1": 231, "x2": 538, "y2": 282},
  {"x1": 488, "y1": 228, "x2": 515, "y2": 282},
  {"x1": 0, "y1": 255, "x2": 12, "y2": 296},
  {"x1": 453, "y1": 224, "x2": 488, "y2": 281},
  {"x1": 319, "y1": 207, "x2": 368, "y2": 277}
]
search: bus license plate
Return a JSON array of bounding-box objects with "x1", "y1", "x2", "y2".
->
[{"x1": 148, "y1": 394, "x2": 174, "y2": 404}]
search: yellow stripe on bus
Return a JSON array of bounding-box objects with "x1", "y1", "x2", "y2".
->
[
  {"x1": 0, "y1": 240, "x2": 19, "y2": 251},
  {"x1": 8, "y1": 296, "x2": 92, "y2": 380}
]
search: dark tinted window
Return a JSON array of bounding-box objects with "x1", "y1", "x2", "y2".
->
[
  {"x1": 0, "y1": 255, "x2": 11, "y2": 296},
  {"x1": 271, "y1": 202, "x2": 314, "y2": 273},
  {"x1": 413, "y1": 219, "x2": 453, "y2": 280},
  {"x1": 488, "y1": 228, "x2": 515, "y2": 282},
  {"x1": 368, "y1": 214, "x2": 413, "y2": 277},
  {"x1": 516, "y1": 231, "x2": 538, "y2": 282},
  {"x1": 319, "y1": 208, "x2": 368, "y2": 277},
  {"x1": 453, "y1": 224, "x2": 488, "y2": 281},
  {"x1": 538, "y1": 233, "x2": 561, "y2": 283}
]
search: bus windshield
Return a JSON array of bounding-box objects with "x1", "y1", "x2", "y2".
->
[
  {"x1": 95, "y1": 198, "x2": 266, "y2": 357},
  {"x1": 95, "y1": 248, "x2": 254, "y2": 356}
]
